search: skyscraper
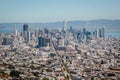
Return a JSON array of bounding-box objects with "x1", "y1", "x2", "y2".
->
[
  {"x1": 86, "y1": 31, "x2": 91, "y2": 42},
  {"x1": 38, "y1": 36, "x2": 50, "y2": 48},
  {"x1": 44, "y1": 28, "x2": 49, "y2": 37},
  {"x1": 70, "y1": 26, "x2": 72, "y2": 31},
  {"x1": 63, "y1": 20, "x2": 68, "y2": 46},
  {"x1": 38, "y1": 37, "x2": 45, "y2": 47},
  {"x1": 27, "y1": 31, "x2": 31, "y2": 42},
  {"x1": 82, "y1": 28, "x2": 86, "y2": 40},
  {"x1": 23, "y1": 24, "x2": 29, "y2": 32},
  {"x1": 99, "y1": 28, "x2": 105, "y2": 38},
  {"x1": 63, "y1": 20, "x2": 67, "y2": 32},
  {"x1": 77, "y1": 33, "x2": 82, "y2": 43},
  {"x1": 102, "y1": 27, "x2": 105, "y2": 38},
  {"x1": 14, "y1": 24, "x2": 18, "y2": 36},
  {"x1": 83, "y1": 28, "x2": 86, "y2": 34},
  {"x1": 99, "y1": 29, "x2": 102, "y2": 38},
  {"x1": 94, "y1": 30, "x2": 97, "y2": 39},
  {"x1": 23, "y1": 24, "x2": 30, "y2": 42}
]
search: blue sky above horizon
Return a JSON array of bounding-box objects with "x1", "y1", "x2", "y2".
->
[{"x1": 0, "y1": 0, "x2": 120, "y2": 23}]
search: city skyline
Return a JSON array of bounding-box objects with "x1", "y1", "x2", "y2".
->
[
  {"x1": 0, "y1": 22, "x2": 120, "y2": 80},
  {"x1": 0, "y1": 0, "x2": 120, "y2": 80},
  {"x1": 0, "y1": 0, "x2": 120, "y2": 23}
]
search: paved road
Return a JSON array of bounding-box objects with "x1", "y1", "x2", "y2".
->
[{"x1": 51, "y1": 39, "x2": 73, "y2": 80}]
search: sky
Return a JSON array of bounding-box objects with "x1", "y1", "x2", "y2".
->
[{"x1": 0, "y1": 0, "x2": 120, "y2": 23}]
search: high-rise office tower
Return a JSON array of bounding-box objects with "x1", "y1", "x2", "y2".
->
[
  {"x1": 99, "y1": 27, "x2": 105, "y2": 38},
  {"x1": 99, "y1": 29, "x2": 102, "y2": 38},
  {"x1": 63, "y1": 20, "x2": 67, "y2": 32},
  {"x1": 23, "y1": 24, "x2": 29, "y2": 32},
  {"x1": 44, "y1": 28, "x2": 49, "y2": 37},
  {"x1": 86, "y1": 31, "x2": 91, "y2": 42},
  {"x1": 23, "y1": 24, "x2": 30, "y2": 42},
  {"x1": 63, "y1": 20, "x2": 68, "y2": 46},
  {"x1": 37, "y1": 36, "x2": 50, "y2": 48},
  {"x1": 77, "y1": 33, "x2": 82, "y2": 43},
  {"x1": 94, "y1": 30, "x2": 97, "y2": 39},
  {"x1": 27, "y1": 31, "x2": 31, "y2": 42},
  {"x1": 83, "y1": 28, "x2": 86, "y2": 34},
  {"x1": 14, "y1": 24, "x2": 18, "y2": 36},
  {"x1": 82, "y1": 28, "x2": 86, "y2": 40},
  {"x1": 102, "y1": 27, "x2": 105, "y2": 38},
  {"x1": 38, "y1": 37, "x2": 45, "y2": 47},
  {"x1": 70, "y1": 26, "x2": 72, "y2": 31}
]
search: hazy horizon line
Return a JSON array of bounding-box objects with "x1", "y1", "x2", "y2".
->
[{"x1": 0, "y1": 19, "x2": 120, "y2": 24}]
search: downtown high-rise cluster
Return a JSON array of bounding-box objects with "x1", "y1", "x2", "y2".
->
[{"x1": 0, "y1": 20, "x2": 119, "y2": 80}]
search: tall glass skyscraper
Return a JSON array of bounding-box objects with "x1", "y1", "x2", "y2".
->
[
  {"x1": 23, "y1": 24, "x2": 30, "y2": 42},
  {"x1": 23, "y1": 24, "x2": 29, "y2": 32},
  {"x1": 99, "y1": 28, "x2": 105, "y2": 38},
  {"x1": 38, "y1": 37, "x2": 50, "y2": 48}
]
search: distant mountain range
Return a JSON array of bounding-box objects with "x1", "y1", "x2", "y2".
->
[{"x1": 0, "y1": 19, "x2": 120, "y2": 33}]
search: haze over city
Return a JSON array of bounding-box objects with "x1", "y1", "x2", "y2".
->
[
  {"x1": 0, "y1": 0, "x2": 120, "y2": 23},
  {"x1": 0, "y1": 0, "x2": 120, "y2": 80}
]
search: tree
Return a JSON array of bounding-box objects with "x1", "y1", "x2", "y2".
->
[
  {"x1": 42, "y1": 77, "x2": 49, "y2": 80},
  {"x1": 32, "y1": 72, "x2": 39, "y2": 77},
  {"x1": 30, "y1": 65, "x2": 35, "y2": 70},
  {"x1": 10, "y1": 70, "x2": 20, "y2": 78}
]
